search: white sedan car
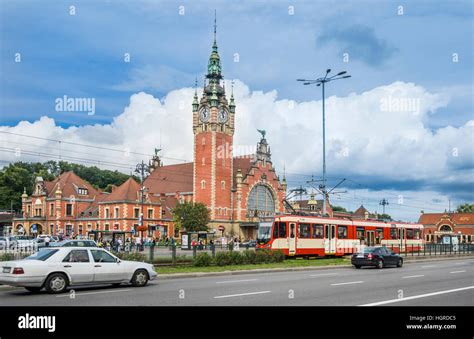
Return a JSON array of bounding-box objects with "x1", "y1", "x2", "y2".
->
[{"x1": 0, "y1": 247, "x2": 157, "y2": 293}]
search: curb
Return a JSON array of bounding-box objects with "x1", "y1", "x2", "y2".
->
[{"x1": 156, "y1": 255, "x2": 474, "y2": 280}]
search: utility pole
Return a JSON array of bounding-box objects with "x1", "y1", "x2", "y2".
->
[
  {"x1": 297, "y1": 69, "x2": 351, "y2": 215},
  {"x1": 135, "y1": 160, "x2": 150, "y2": 243},
  {"x1": 379, "y1": 198, "x2": 389, "y2": 215}
]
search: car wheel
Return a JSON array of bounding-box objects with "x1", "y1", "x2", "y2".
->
[
  {"x1": 354, "y1": 265, "x2": 361, "y2": 269},
  {"x1": 376, "y1": 259, "x2": 384, "y2": 269},
  {"x1": 397, "y1": 258, "x2": 403, "y2": 267},
  {"x1": 24, "y1": 287, "x2": 42, "y2": 293},
  {"x1": 45, "y1": 273, "x2": 68, "y2": 294},
  {"x1": 131, "y1": 269, "x2": 149, "y2": 287}
]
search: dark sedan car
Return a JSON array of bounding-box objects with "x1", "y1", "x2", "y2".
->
[{"x1": 351, "y1": 246, "x2": 403, "y2": 269}]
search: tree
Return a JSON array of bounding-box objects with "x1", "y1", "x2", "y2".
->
[
  {"x1": 377, "y1": 213, "x2": 392, "y2": 220},
  {"x1": 332, "y1": 205, "x2": 349, "y2": 213},
  {"x1": 457, "y1": 203, "x2": 474, "y2": 213},
  {"x1": 172, "y1": 202, "x2": 210, "y2": 232}
]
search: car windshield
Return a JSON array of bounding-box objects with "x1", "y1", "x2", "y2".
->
[
  {"x1": 25, "y1": 249, "x2": 59, "y2": 261},
  {"x1": 360, "y1": 247, "x2": 376, "y2": 253},
  {"x1": 257, "y1": 225, "x2": 272, "y2": 243},
  {"x1": 0, "y1": 237, "x2": 5, "y2": 241}
]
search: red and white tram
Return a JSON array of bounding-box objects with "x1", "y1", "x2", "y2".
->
[{"x1": 256, "y1": 215, "x2": 424, "y2": 257}]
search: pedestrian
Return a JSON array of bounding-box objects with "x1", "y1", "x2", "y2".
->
[{"x1": 44, "y1": 235, "x2": 50, "y2": 247}]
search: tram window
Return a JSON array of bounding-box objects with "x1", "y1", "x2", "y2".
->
[
  {"x1": 298, "y1": 223, "x2": 311, "y2": 238},
  {"x1": 414, "y1": 229, "x2": 421, "y2": 240},
  {"x1": 311, "y1": 224, "x2": 324, "y2": 239},
  {"x1": 273, "y1": 223, "x2": 279, "y2": 239},
  {"x1": 406, "y1": 228, "x2": 414, "y2": 239},
  {"x1": 356, "y1": 227, "x2": 365, "y2": 239},
  {"x1": 390, "y1": 228, "x2": 398, "y2": 239},
  {"x1": 376, "y1": 228, "x2": 384, "y2": 239},
  {"x1": 338, "y1": 226, "x2": 348, "y2": 239},
  {"x1": 290, "y1": 224, "x2": 295, "y2": 238},
  {"x1": 278, "y1": 222, "x2": 287, "y2": 238}
]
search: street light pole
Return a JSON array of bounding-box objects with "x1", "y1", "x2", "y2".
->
[
  {"x1": 297, "y1": 69, "x2": 351, "y2": 216},
  {"x1": 135, "y1": 160, "x2": 150, "y2": 244}
]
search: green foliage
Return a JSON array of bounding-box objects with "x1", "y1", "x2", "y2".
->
[
  {"x1": 215, "y1": 251, "x2": 232, "y2": 266},
  {"x1": 255, "y1": 250, "x2": 272, "y2": 263},
  {"x1": 332, "y1": 205, "x2": 349, "y2": 213},
  {"x1": 193, "y1": 252, "x2": 213, "y2": 266},
  {"x1": 242, "y1": 250, "x2": 257, "y2": 264},
  {"x1": 457, "y1": 203, "x2": 474, "y2": 213},
  {"x1": 229, "y1": 251, "x2": 243, "y2": 265},
  {"x1": 378, "y1": 213, "x2": 392, "y2": 220},
  {"x1": 172, "y1": 202, "x2": 210, "y2": 232},
  {"x1": 269, "y1": 250, "x2": 285, "y2": 263},
  {"x1": 114, "y1": 251, "x2": 146, "y2": 262},
  {"x1": 0, "y1": 253, "x2": 15, "y2": 261},
  {"x1": 0, "y1": 161, "x2": 134, "y2": 211}
]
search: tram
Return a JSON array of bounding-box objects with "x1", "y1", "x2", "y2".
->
[{"x1": 256, "y1": 215, "x2": 423, "y2": 257}]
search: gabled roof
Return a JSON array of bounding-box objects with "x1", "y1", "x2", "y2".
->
[
  {"x1": 418, "y1": 212, "x2": 474, "y2": 225},
  {"x1": 144, "y1": 162, "x2": 194, "y2": 194},
  {"x1": 47, "y1": 171, "x2": 100, "y2": 199},
  {"x1": 101, "y1": 177, "x2": 141, "y2": 203},
  {"x1": 353, "y1": 205, "x2": 368, "y2": 216}
]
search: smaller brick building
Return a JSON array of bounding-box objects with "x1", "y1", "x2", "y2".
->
[
  {"x1": 12, "y1": 172, "x2": 177, "y2": 240},
  {"x1": 418, "y1": 212, "x2": 474, "y2": 243}
]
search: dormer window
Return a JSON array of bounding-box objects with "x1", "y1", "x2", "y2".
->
[{"x1": 78, "y1": 188, "x2": 88, "y2": 195}]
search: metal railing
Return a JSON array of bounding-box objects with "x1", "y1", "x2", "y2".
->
[{"x1": 388, "y1": 243, "x2": 474, "y2": 257}]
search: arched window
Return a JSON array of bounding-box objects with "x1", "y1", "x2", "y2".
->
[
  {"x1": 439, "y1": 225, "x2": 452, "y2": 232},
  {"x1": 201, "y1": 180, "x2": 206, "y2": 189},
  {"x1": 247, "y1": 184, "x2": 275, "y2": 216}
]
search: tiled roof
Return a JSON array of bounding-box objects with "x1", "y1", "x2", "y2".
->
[
  {"x1": 47, "y1": 171, "x2": 100, "y2": 199},
  {"x1": 144, "y1": 162, "x2": 194, "y2": 194},
  {"x1": 418, "y1": 213, "x2": 474, "y2": 225},
  {"x1": 353, "y1": 205, "x2": 368, "y2": 216},
  {"x1": 102, "y1": 177, "x2": 141, "y2": 203}
]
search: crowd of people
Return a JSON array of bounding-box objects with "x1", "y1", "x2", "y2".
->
[{"x1": 96, "y1": 236, "x2": 175, "y2": 252}]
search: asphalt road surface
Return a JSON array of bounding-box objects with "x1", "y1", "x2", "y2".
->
[{"x1": 0, "y1": 258, "x2": 472, "y2": 306}]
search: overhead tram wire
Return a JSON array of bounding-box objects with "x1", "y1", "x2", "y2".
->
[{"x1": 0, "y1": 130, "x2": 189, "y2": 163}]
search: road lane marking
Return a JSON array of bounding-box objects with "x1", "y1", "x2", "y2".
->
[
  {"x1": 216, "y1": 279, "x2": 258, "y2": 284},
  {"x1": 331, "y1": 281, "x2": 363, "y2": 286},
  {"x1": 309, "y1": 273, "x2": 339, "y2": 277},
  {"x1": 213, "y1": 290, "x2": 271, "y2": 299},
  {"x1": 454, "y1": 262, "x2": 466, "y2": 265},
  {"x1": 360, "y1": 286, "x2": 474, "y2": 306},
  {"x1": 56, "y1": 289, "x2": 132, "y2": 297},
  {"x1": 421, "y1": 265, "x2": 436, "y2": 268},
  {"x1": 450, "y1": 270, "x2": 466, "y2": 274},
  {"x1": 402, "y1": 275, "x2": 425, "y2": 279}
]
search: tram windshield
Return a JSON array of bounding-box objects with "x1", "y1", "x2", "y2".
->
[{"x1": 257, "y1": 223, "x2": 272, "y2": 244}]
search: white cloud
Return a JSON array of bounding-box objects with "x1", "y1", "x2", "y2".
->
[{"x1": 1, "y1": 80, "x2": 472, "y2": 220}]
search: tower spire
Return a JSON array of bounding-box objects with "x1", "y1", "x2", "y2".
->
[{"x1": 213, "y1": 10, "x2": 217, "y2": 48}]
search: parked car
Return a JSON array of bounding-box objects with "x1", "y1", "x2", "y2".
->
[
  {"x1": 12, "y1": 235, "x2": 35, "y2": 249},
  {"x1": 0, "y1": 247, "x2": 157, "y2": 293},
  {"x1": 49, "y1": 239, "x2": 98, "y2": 248},
  {"x1": 241, "y1": 240, "x2": 257, "y2": 248},
  {"x1": 351, "y1": 246, "x2": 403, "y2": 269},
  {"x1": 0, "y1": 236, "x2": 18, "y2": 250}
]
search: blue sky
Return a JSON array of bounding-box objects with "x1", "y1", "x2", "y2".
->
[{"x1": 0, "y1": 0, "x2": 473, "y2": 220}]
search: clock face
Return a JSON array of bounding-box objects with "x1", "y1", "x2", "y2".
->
[
  {"x1": 199, "y1": 107, "x2": 210, "y2": 122},
  {"x1": 218, "y1": 108, "x2": 229, "y2": 123}
]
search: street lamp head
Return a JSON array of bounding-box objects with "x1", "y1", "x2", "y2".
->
[
  {"x1": 326, "y1": 69, "x2": 331, "y2": 74},
  {"x1": 342, "y1": 75, "x2": 351, "y2": 78},
  {"x1": 303, "y1": 82, "x2": 312, "y2": 85},
  {"x1": 337, "y1": 71, "x2": 347, "y2": 76},
  {"x1": 316, "y1": 83, "x2": 321, "y2": 87},
  {"x1": 296, "y1": 79, "x2": 306, "y2": 82}
]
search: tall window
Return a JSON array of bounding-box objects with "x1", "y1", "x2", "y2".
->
[
  {"x1": 356, "y1": 227, "x2": 365, "y2": 239},
  {"x1": 273, "y1": 222, "x2": 287, "y2": 239},
  {"x1": 148, "y1": 209, "x2": 153, "y2": 219},
  {"x1": 134, "y1": 208, "x2": 140, "y2": 218},
  {"x1": 247, "y1": 184, "x2": 275, "y2": 217},
  {"x1": 201, "y1": 180, "x2": 206, "y2": 189},
  {"x1": 114, "y1": 207, "x2": 119, "y2": 218},
  {"x1": 406, "y1": 228, "x2": 414, "y2": 239},
  {"x1": 105, "y1": 208, "x2": 109, "y2": 219},
  {"x1": 390, "y1": 228, "x2": 398, "y2": 239},
  {"x1": 221, "y1": 181, "x2": 225, "y2": 189},
  {"x1": 50, "y1": 204, "x2": 54, "y2": 216},
  {"x1": 66, "y1": 204, "x2": 73, "y2": 216}
]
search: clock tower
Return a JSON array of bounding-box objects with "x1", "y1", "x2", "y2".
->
[{"x1": 193, "y1": 14, "x2": 235, "y2": 220}]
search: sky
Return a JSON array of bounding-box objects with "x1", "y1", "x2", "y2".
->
[{"x1": 0, "y1": 0, "x2": 473, "y2": 221}]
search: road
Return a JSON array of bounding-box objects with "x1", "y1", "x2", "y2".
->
[{"x1": 0, "y1": 258, "x2": 472, "y2": 306}]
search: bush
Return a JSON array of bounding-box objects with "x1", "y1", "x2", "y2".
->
[
  {"x1": 229, "y1": 251, "x2": 243, "y2": 265},
  {"x1": 0, "y1": 253, "x2": 14, "y2": 261},
  {"x1": 215, "y1": 251, "x2": 232, "y2": 266},
  {"x1": 270, "y1": 250, "x2": 285, "y2": 263},
  {"x1": 115, "y1": 252, "x2": 146, "y2": 262},
  {"x1": 242, "y1": 250, "x2": 256, "y2": 264},
  {"x1": 194, "y1": 252, "x2": 213, "y2": 266}
]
